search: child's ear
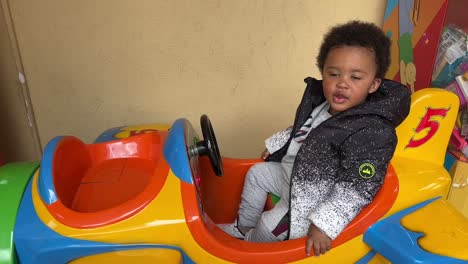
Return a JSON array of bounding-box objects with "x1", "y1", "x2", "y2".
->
[{"x1": 369, "y1": 78, "x2": 381, "y2": 94}]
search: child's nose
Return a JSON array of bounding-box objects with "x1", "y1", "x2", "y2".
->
[{"x1": 337, "y1": 78, "x2": 348, "y2": 89}]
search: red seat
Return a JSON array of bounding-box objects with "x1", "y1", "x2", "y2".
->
[{"x1": 40, "y1": 132, "x2": 169, "y2": 228}]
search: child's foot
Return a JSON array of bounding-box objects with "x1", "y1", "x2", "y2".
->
[{"x1": 218, "y1": 221, "x2": 247, "y2": 239}]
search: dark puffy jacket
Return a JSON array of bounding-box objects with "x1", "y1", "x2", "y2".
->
[{"x1": 267, "y1": 77, "x2": 411, "y2": 239}]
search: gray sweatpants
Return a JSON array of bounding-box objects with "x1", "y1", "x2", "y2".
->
[{"x1": 238, "y1": 162, "x2": 290, "y2": 242}]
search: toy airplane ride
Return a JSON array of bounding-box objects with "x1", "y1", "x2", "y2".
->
[{"x1": 0, "y1": 88, "x2": 467, "y2": 264}]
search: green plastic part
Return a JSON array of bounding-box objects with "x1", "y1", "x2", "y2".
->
[{"x1": 0, "y1": 162, "x2": 39, "y2": 264}]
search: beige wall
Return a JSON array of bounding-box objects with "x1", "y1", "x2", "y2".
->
[
  {"x1": 7, "y1": 0, "x2": 386, "y2": 158},
  {"x1": 0, "y1": 2, "x2": 40, "y2": 162}
]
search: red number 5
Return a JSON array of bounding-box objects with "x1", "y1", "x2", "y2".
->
[{"x1": 406, "y1": 107, "x2": 450, "y2": 148}]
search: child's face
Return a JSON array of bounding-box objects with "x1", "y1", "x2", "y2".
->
[{"x1": 322, "y1": 46, "x2": 381, "y2": 115}]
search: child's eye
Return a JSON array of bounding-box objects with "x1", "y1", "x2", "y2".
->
[
  {"x1": 351, "y1": 76, "x2": 362, "y2": 80},
  {"x1": 329, "y1": 73, "x2": 339, "y2": 77}
]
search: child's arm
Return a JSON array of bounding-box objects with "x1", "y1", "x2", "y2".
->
[
  {"x1": 306, "y1": 223, "x2": 331, "y2": 256},
  {"x1": 260, "y1": 149, "x2": 270, "y2": 160},
  {"x1": 306, "y1": 126, "x2": 396, "y2": 251}
]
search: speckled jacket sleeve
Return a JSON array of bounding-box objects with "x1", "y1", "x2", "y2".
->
[
  {"x1": 308, "y1": 126, "x2": 397, "y2": 239},
  {"x1": 265, "y1": 127, "x2": 293, "y2": 153}
]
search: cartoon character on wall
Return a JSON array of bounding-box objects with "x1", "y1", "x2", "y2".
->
[
  {"x1": 383, "y1": 0, "x2": 449, "y2": 92},
  {"x1": 399, "y1": 0, "x2": 419, "y2": 93}
]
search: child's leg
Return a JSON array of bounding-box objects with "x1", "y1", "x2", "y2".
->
[
  {"x1": 238, "y1": 162, "x2": 289, "y2": 228},
  {"x1": 244, "y1": 200, "x2": 289, "y2": 242}
]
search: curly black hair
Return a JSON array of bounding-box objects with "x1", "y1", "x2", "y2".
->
[{"x1": 316, "y1": 20, "x2": 391, "y2": 79}]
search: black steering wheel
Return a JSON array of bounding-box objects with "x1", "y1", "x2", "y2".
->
[{"x1": 190, "y1": 115, "x2": 223, "y2": 176}]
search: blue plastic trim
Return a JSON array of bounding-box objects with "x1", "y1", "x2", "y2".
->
[
  {"x1": 163, "y1": 119, "x2": 193, "y2": 184},
  {"x1": 94, "y1": 126, "x2": 124, "y2": 143},
  {"x1": 355, "y1": 250, "x2": 377, "y2": 264},
  {"x1": 38, "y1": 136, "x2": 64, "y2": 205},
  {"x1": 444, "y1": 152, "x2": 456, "y2": 172},
  {"x1": 14, "y1": 179, "x2": 195, "y2": 264},
  {"x1": 364, "y1": 197, "x2": 467, "y2": 263}
]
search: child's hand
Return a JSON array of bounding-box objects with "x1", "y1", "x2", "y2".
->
[
  {"x1": 305, "y1": 223, "x2": 331, "y2": 256},
  {"x1": 261, "y1": 149, "x2": 270, "y2": 159}
]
